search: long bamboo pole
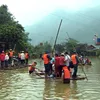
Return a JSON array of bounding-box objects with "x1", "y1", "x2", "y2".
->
[
  {"x1": 66, "y1": 32, "x2": 88, "y2": 80},
  {"x1": 81, "y1": 64, "x2": 88, "y2": 80},
  {"x1": 52, "y1": 19, "x2": 63, "y2": 54}
]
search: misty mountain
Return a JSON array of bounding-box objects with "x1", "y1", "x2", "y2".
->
[{"x1": 25, "y1": 6, "x2": 100, "y2": 46}]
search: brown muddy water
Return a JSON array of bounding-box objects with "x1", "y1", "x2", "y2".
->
[{"x1": 0, "y1": 57, "x2": 100, "y2": 100}]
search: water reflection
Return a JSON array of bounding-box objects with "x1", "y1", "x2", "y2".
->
[
  {"x1": 0, "y1": 70, "x2": 45, "y2": 100},
  {"x1": 70, "y1": 81, "x2": 79, "y2": 100},
  {"x1": 43, "y1": 79, "x2": 80, "y2": 100}
]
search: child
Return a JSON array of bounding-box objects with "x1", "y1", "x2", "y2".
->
[
  {"x1": 62, "y1": 65, "x2": 70, "y2": 84},
  {"x1": 28, "y1": 62, "x2": 37, "y2": 74}
]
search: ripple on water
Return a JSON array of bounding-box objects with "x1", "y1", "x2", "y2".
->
[{"x1": 0, "y1": 72, "x2": 44, "y2": 100}]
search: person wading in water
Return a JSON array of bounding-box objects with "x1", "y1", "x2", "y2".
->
[
  {"x1": 71, "y1": 51, "x2": 79, "y2": 78},
  {"x1": 54, "y1": 53, "x2": 60, "y2": 77},
  {"x1": 59, "y1": 53, "x2": 65, "y2": 77},
  {"x1": 42, "y1": 51, "x2": 51, "y2": 78}
]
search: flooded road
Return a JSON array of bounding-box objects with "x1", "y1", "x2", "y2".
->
[{"x1": 0, "y1": 57, "x2": 100, "y2": 100}]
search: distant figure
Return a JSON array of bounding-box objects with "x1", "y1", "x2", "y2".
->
[
  {"x1": 62, "y1": 65, "x2": 70, "y2": 84},
  {"x1": 0, "y1": 51, "x2": 5, "y2": 69},
  {"x1": 78, "y1": 55, "x2": 83, "y2": 64},
  {"x1": 5, "y1": 53, "x2": 9, "y2": 68},
  {"x1": 8, "y1": 49, "x2": 14, "y2": 64},
  {"x1": 86, "y1": 58, "x2": 91, "y2": 65},
  {"x1": 25, "y1": 51, "x2": 29, "y2": 65},
  {"x1": 20, "y1": 51, "x2": 25, "y2": 65},
  {"x1": 18, "y1": 52, "x2": 21, "y2": 63}
]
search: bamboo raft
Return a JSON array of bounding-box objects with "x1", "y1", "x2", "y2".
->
[{"x1": 35, "y1": 72, "x2": 86, "y2": 80}]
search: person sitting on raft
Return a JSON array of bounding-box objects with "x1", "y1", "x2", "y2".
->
[
  {"x1": 62, "y1": 65, "x2": 71, "y2": 84},
  {"x1": 85, "y1": 57, "x2": 91, "y2": 65},
  {"x1": 28, "y1": 62, "x2": 37, "y2": 74},
  {"x1": 28, "y1": 62, "x2": 44, "y2": 77}
]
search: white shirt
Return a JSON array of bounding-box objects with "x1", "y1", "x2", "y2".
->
[
  {"x1": 65, "y1": 54, "x2": 71, "y2": 66},
  {"x1": 20, "y1": 53, "x2": 25, "y2": 60},
  {"x1": 5, "y1": 54, "x2": 9, "y2": 60}
]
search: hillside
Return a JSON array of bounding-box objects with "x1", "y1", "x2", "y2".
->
[{"x1": 25, "y1": 6, "x2": 100, "y2": 46}]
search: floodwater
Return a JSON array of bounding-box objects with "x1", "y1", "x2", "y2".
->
[{"x1": 0, "y1": 57, "x2": 100, "y2": 100}]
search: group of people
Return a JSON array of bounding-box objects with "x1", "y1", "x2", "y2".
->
[
  {"x1": 42, "y1": 51, "x2": 80, "y2": 83},
  {"x1": 0, "y1": 49, "x2": 14, "y2": 68},
  {"x1": 27, "y1": 50, "x2": 91, "y2": 83},
  {"x1": 0, "y1": 49, "x2": 29, "y2": 69},
  {"x1": 18, "y1": 51, "x2": 29, "y2": 65},
  {"x1": 79, "y1": 55, "x2": 91, "y2": 65}
]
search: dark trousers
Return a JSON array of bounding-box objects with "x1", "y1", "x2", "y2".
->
[
  {"x1": 25, "y1": 59, "x2": 28, "y2": 65},
  {"x1": 72, "y1": 64, "x2": 78, "y2": 78},
  {"x1": 18, "y1": 58, "x2": 21, "y2": 63},
  {"x1": 29, "y1": 70, "x2": 34, "y2": 74},
  {"x1": 21, "y1": 60, "x2": 25, "y2": 65},
  {"x1": 9, "y1": 57, "x2": 12, "y2": 64},
  {"x1": 59, "y1": 65, "x2": 63, "y2": 77},
  {"x1": 44, "y1": 63, "x2": 50, "y2": 76},
  {"x1": 1, "y1": 61, "x2": 4, "y2": 68},
  {"x1": 49, "y1": 63, "x2": 53, "y2": 74},
  {"x1": 5, "y1": 60, "x2": 9, "y2": 67}
]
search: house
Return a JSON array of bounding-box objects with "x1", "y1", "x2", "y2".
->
[{"x1": 86, "y1": 45, "x2": 96, "y2": 51}]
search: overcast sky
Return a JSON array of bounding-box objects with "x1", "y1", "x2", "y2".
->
[{"x1": 0, "y1": 0, "x2": 100, "y2": 26}]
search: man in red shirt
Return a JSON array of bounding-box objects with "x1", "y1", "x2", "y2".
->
[
  {"x1": 59, "y1": 53, "x2": 65, "y2": 77},
  {"x1": 54, "y1": 53, "x2": 60, "y2": 77},
  {"x1": 0, "y1": 51, "x2": 5, "y2": 69}
]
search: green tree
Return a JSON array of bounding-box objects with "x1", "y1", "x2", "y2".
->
[
  {"x1": 0, "y1": 5, "x2": 13, "y2": 24},
  {"x1": 32, "y1": 42, "x2": 52, "y2": 58},
  {"x1": 55, "y1": 43, "x2": 65, "y2": 53},
  {"x1": 65, "y1": 38, "x2": 79, "y2": 53},
  {"x1": 0, "y1": 5, "x2": 31, "y2": 51}
]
